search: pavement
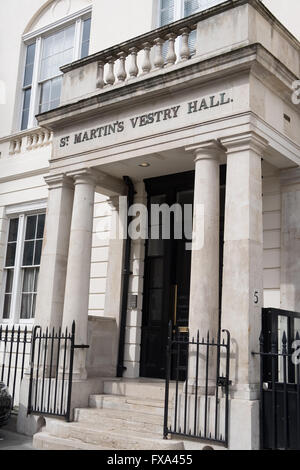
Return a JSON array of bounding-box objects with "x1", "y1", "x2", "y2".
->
[{"x1": 0, "y1": 428, "x2": 34, "y2": 450}]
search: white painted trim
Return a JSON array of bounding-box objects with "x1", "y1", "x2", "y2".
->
[
  {"x1": 5, "y1": 200, "x2": 47, "y2": 216},
  {"x1": 23, "y1": 5, "x2": 92, "y2": 43},
  {"x1": 74, "y1": 18, "x2": 83, "y2": 61},
  {"x1": 28, "y1": 37, "x2": 42, "y2": 129},
  {"x1": 21, "y1": 8, "x2": 92, "y2": 132},
  {"x1": 10, "y1": 215, "x2": 26, "y2": 323}
]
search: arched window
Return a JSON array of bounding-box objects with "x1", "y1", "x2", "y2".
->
[{"x1": 21, "y1": 0, "x2": 92, "y2": 130}]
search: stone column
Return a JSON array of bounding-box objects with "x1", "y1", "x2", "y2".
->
[
  {"x1": 187, "y1": 140, "x2": 224, "y2": 387},
  {"x1": 62, "y1": 170, "x2": 96, "y2": 379},
  {"x1": 35, "y1": 174, "x2": 74, "y2": 330},
  {"x1": 221, "y1": 132, "x2": 267, "y2": 450}
]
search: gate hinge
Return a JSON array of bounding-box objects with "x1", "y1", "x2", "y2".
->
[{"x1": 217, "y1": 377, "x2": 232, "y2": 387}]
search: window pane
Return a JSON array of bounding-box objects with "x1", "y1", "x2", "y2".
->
[
  {"x1": 23, "y1": 43, "x2": 36, "y2": 87},
  {"x1": 37, "y1": 214, "x2": 45, "y2": 239},
  {"x1": 40, "y1": 24, "x2": 75, "y2": 81},
  {"x1": 8, "y1": 218, "x2": 19, "y2": 242},
  {"x1": 5, "y1": 243, "x2": 17, "y2": 267},
  {"x1": 20, "y1": 267, "x2": 39, "y2": 319},
  {"x1": 21, "y1": 88, "x2": 31, "y2": 130},
  {"x1": 34, "y1": 240, "x2": 43, "y2": 265},
  {"x1": 25, "y1": 215, "x2": 37, "y2": 240},
  {"x1": 160, "y1": 0, "x2": 175, "y2": 26},
  {"x1": 23, "y1": 241, "x2": 34, "y2": 266},
  {"x1": 51, "y1": 76, "x2": 62, "y2": 102},
  {"x1": 20, "y1": 294, "x2": 32, "y2": 319},
  {"x1": 22, "y1": 268, "x2": 35, "y2": 293},
  {"x1": 39, "y1": 81, "x2": 51, "y2": 113},
  {"x1": 3, "y1": 295, "x2": 12, "y2": 319},
  {"x1": 39, "y1": 77, "x2": 62, "y2": 113},
  {"x1": 34, "y1": 268, "x2": 39, "y2": 292},
  {"x1": 81, "y1": 18, "x2": 91, "y2": 58},
  {"x1": 5, "y1": 270, "x2": 14, "y2": 293},
  {"x1": 2, "y1": 270, "x2": 14, "y2": 319}
]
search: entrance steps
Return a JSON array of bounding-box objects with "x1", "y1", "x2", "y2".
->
[{"x1": 33, "y1": 378, "x2": 185, "y2": 450}]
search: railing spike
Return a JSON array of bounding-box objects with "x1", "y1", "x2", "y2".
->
[
  {"x1": 296, "y1": 331, "x2": 300, "y2": 341},
  {"x1": 282, "y1": 330, "x2": 287, "y2": 344}
]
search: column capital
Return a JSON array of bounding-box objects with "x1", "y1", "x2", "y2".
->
[
  {"x1": 66, "y1": 168, "x2": 127, "y2": 196},
  {"x1": 186, "y1": 139, "x2": 226, "y2": 162},
  {"x1": 221, "y1": 132, "x2": 268, "y2": 156},
  {"x1": 67, "y1": 168, "x2": 98, "y2": 187},
  {"x1": 44, "y1": 173, "x2": 74, "y2": 190}
]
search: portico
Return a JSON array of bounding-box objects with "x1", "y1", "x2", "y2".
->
[{"x1": 25, "y1": 0, "x2": 300, "y2": 450}]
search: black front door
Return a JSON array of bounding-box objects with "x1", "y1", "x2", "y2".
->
[
  {"x1": 140, "y1": 169, "x2": 225, "y2": 379},
  {"x1": 261, "y1": 308, "x2": 300, "y2": 450},
  {"x1": 140, "y1": 172, "x2": 193, "y2": 379}
]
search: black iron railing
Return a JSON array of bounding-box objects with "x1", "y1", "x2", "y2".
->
[
  {"x1": 163, "y1": 322, "x2": 231, "y2": 447},
  {"x1": 0, "y1": 325, "x2": 32, "y2": 408},
  {"x1": 253, "y1": 308, "x2": 300, "y2": 450},
  {"x1": 27, "y1": 321, "x2": 89, "y2": 422}
]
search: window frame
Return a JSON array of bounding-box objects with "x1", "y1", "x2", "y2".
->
[
  {"x1": 20, "y1": 6, "x2": 92, "y2": 130},
  {"x1": 0, "y1": 202, "x2": 47, "y2": 325}
]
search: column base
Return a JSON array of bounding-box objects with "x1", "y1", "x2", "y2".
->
[{"x1": 228, "y1": 398, "x2": 260, "y2": 450}]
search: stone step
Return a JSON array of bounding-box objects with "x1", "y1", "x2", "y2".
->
[
  {"x1": 33, "y1": 432, "x2": 112, "y2": 450},
  {"x1": 103, "y1": 379, "x2": 176, "y2": 401},
  {"x1": 43, "y1": 418, "x2": 184, "y2": 450},
  {"x1": 89, "y1": 394, "x2": 166, "y2": 416},
  {"x1": 74, "y1": 407, "x2": 164, "y2": 434}
]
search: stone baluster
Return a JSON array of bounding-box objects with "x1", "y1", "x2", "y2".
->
[
  {"x1": 165, "y1": 33, "x2": 177, "y2": 67},
  {"x1": 96, "y1": 61, "x2": 105, "y2": 89},
  {"x1": 179, "y1": 28, "x2": 190, "y2": 61},
  {"x1": 105, "y1": 57, "x2": 116, "y2": 86},
  {"x1": 26, "y1": 135, "x2": 33, "y2": 150},
  {"x1": 44, "y1": 131, "x2": 51, "y2": 145},
  {"x1": 15, "y1": 139, "x2": 22, "y2": 153},
  {"x1": 153, "y1": 38, "x2": 164, "y2": 69},
  {"x1": 141, "y1": 42, "x2": 152, "y2": 75},
  {"x1": 9, "y1": 141, "x2": 14, "y2": 155},
  {"x1": 38, "y1": 131, "x2": 44, "y2": 147},
  {"x1": 129, "y1": 47, "x2": 139, "y2": 78},
  {"x1": 117, "y1": 52, "x2": 127, "y2": 82},
  {"x1": 33, "y1": 133, "x2": 39, "y2": 148}
]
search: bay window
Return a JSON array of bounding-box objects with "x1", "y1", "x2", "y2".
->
[
  {"x1": 1, "y1": 212, "x2": 46, "y2": 323},
  {"x1": 21, "y1": 13, "x2": 91, "y2": 130}
]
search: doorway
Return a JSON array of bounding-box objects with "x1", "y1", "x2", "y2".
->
[{"x1": 140, "y1": 169, "x2": 225, "y2": 379}]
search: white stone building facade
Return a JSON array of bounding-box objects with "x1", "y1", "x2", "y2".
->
[{"x1": 0, "y1": 0, "x2": 300, "y2": 450}]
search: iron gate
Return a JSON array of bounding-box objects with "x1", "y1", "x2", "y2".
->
[
  {"x1": 0, "y1": 325, "x2": 32, "y2": 408},
  {"x1": 256, "y1": 308, "x2": 300, "y2": 450},
  {"x1": 27, "y1": 321, "x2": 89, "y2": 421},
  {"x1": 163, "y1": 322, "x2": 231, "y2": 447}
]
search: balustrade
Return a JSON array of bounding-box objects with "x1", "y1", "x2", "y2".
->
[{"x1": 95, "y1": 25, "x2": 195, "y2": 89}]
